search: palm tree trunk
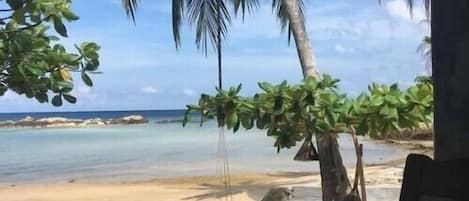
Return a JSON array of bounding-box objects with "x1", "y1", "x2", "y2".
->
[
  {"x1": 283, "y1": 0, "x2": 351, "y2": 200},
  {"x1": 283, "y1": 0, "x2": 319, "y2": 78}
]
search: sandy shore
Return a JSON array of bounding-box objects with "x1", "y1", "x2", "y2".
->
[
  {"x1": 0, "y1": 161, "x2": 408, "y2": 201},
  {"x1": 0, "y1": 139, "x2": 431, "y2": 201}
]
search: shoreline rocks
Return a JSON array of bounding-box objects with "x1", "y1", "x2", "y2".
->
[
  {"x1": 154, "y1": 119, "x2": 184, "y2": 124},
  {"x1": 0, "y1": 115, "x2": 149, "y2": 128}
]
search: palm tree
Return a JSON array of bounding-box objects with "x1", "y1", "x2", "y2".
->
[
  {"x1": 417, "y1": 36, "x2": 432, "y2": 74},
  {"x1": 122, "y1": 1, "x2": 350, "y2": 200},
  {"x1": 121, "y1": 0, "x2": 431, "y2": 201}
]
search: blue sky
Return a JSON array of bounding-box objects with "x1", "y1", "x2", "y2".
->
[{"x1": 2, "y1": 0, "x2": 429, "y2": 112}]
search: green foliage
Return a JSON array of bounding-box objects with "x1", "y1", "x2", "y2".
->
[
  {"x1": 0, "y1": 0, "x2": 100, "y2": 106},
  {"x1": 184, "y1": 75, "x2": 433, "y2": 151}
]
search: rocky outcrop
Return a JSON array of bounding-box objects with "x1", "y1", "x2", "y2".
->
[
  {"x1": 0, "y1": 120, "x2": 15, "y2": 127},
  {"x1": 0, "y1": 115, "x2": 149, "y2": 128},
  {"x1": 16, "y1": 116, "x2": 35, "y2": 127},
  {"x1": 82, "y1": 118, "x2": 106, "y2": 126},
  {"x1": 108, "y1": 115, "x2": 148, "y2": 125},
  {"x1": 155, "y1": 119, "x2": 184, "y2": 124}
]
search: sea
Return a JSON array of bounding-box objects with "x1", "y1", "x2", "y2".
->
[{"x1": 0, "y1": 110, "x2": 406, "y2": 184}]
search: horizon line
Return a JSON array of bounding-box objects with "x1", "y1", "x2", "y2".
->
[{"x1": 0, "y1": 108, "x2": 187, "y2": 114}]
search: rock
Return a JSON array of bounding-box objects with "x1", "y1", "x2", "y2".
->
[
  {"x1": 45, "y1": 123, "x2": 80, "y2": 128},
  {"x1": 16, "y1": 116, "x2": 35, "y2": 127},
  {"x1": 109, "y1": 115, "x2": 148, "y2": 125},
  {"x1": 0, "y1": 115, "x2": 148, "y2": 128},
  {"x1": 155, "y1": 119, "x2": 184, "y2": 124},
  {"x1": 0, "y1": 120, "x2": 15, "y2": 127},
  {"x1": 83, "y1": 118, "x2": 106, "y2": 126},
  {"x1": 34, "y1": 117, "x2": 84, "y2": 128}
]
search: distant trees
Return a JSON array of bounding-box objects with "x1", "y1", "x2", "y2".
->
[{"x1": 0, "y1": 0, "x2": 100, "y2": 106}]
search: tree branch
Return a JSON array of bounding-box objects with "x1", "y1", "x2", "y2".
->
[{"x1": 0, "y1": 18, "x2": 47, "y2": 34}]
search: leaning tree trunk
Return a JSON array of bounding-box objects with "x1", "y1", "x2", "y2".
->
[
  {"x1": 283, "y1": 0, "x2": 318, "y2": 77},
  {"x1": 316, "y1": 134, "x2": 351, "y2": 201},
  {"x1": 432, "y1": 0, "x2": 469, "y2": 161},
  {"x1": 283, "y1": 0, "x2": 351, "y2": 200}
]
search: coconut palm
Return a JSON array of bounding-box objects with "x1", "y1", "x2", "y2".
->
[
  {"x1": 121, "y1": 0, "x2": 431, "y2": 201},
  {"x1": 417, "y1": 36, "x2": 432, "y2": 74},
  {"x1": 121, "y1": 1, "x2": 345, "y2": 200},
  {"x1": 123, "y1": 0, "x2": 317, "y2": 76}
]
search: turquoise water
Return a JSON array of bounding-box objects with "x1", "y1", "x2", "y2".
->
[{"x1": 0, "y1": 111, "x2": 406, "y2": 184}]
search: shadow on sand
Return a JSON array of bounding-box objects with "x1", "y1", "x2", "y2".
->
[{"x1": 181, "y1": 180, "x2": 401, "y2": 201}]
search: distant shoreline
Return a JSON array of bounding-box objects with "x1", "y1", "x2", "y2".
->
[
  {"x1": 0, "y1": 109, "x2": 186, "y2": 115},
  {"x1": 0, "y1": 115, "x2": 149, "y2": 128}
]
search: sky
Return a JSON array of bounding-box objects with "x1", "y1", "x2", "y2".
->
[{"x1": 1, "y1": 0, "x2": 430, "y2": 112}]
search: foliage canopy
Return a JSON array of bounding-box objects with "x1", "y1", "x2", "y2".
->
[
  {"x1": 0, "y1": 0, "x2": 100, "y2": 106},
  {"x1": 184, "y1": 75, "x2": 433, "y2": 152}
]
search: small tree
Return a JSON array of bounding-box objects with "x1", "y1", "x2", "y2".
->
[
  {"x1": 0, "y1": 0, "x2": 100, "y2": 106},
  {"x1": 184, "y1": 75, "x2": 433, "y2": 200}
]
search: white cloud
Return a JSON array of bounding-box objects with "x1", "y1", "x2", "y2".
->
[
  {"x1": 335, "y1": 44, "x2": 346, "y2": 53},
  {"x1": 386, "y1": 0, "x2": 427, "y2": 23},
  {"x1": 141, "y1": 86, "x2": 159, "y2": 94},
  {"x1": 109, "y1": 0, "x2": 121, "y2": 6},
  {"x1": 183, "y1": 89, "x2": 196, "y2": 96}
]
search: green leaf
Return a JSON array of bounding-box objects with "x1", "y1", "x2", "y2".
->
[
  {"x1": 81, "y1": 72, "x2": 93, "y2": 87},
  {"x1": 61, "y1": 9, "x2": 80, "y2": 21},
  {"x1": 369, "y1": 96, "x2": 384, "y2": 106},
  {"x1": 35, "y1": 93, "x2": 48, "y2": 103},
  {"x1": 0, "y1": 84, "x2": 7, "y2": 96},
  {"x1": 384, "y1": 95, "x2": 399, "y2": 105},
  {"x1": 63, "y1": 94, "x2": 77, "y2": 104},
  {"x1": 227, "y1": 112, "x2": 239, "y2": 128},
  {"x1": 52, "y1": 16, "x2": 68, "y2": 37},
  {"x1": 52, "y1": 95, "x2": 63, "y2": 107},
  {"x1": 258, "y1": 82, "x2": 274, "y2": 93},
  {"x1": 379, "y1": 105, "x2": 398, "y2": 119},
  {"x1": 6, "y1": 0, "x2": 23, "y2": 9},
  {"x1": 12, "y1": 7, "x2": 25, "y2": 24},
  {"x1": 56, "y1": 81, "x2": 73, "y2": 89},
  {"x1": 85, "y1": 60, "x2": 99, "y2": 71},
  {"x1": 240, "y1": 116, "x2": 254, "y2": 129},
  {"x1": 233, "y1": 118, "x2": 240, "y2": 133}
]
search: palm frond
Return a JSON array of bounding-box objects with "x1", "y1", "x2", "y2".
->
[
  {"x1": 417, "y1": 36, "x2": 432, "y2": 74},
  {"x1": 423, "y1": 0, "x2": 430, "y2": 19},
  {"x1": 187, "y1": 0, "x2": 231, "y2": 55},
  {"x1": 173, "y1": 0, "x2": 185, "y2": 50},
  {"x1": 409, "y1": 0, "x2": 431, "y2": 18},
  {"x1": 272, "y1": 0, "x2": 306, "y2": 45},
  {"x1": 229, "y1": 0, "x2": 259, "y2": 20},
  {"x1": 122, "y1": 0, "x2": 139, "y2": 23}
]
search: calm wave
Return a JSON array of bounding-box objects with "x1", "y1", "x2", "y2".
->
[{"x1": 0, "y1": 110, "x2": 406, "y2": 184}]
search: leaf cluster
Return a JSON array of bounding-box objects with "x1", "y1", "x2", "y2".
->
[
  {"x1": 0, "y1": 0, "x2": 100, "y2": 106},
  {"x1": 184, "y1": 75, "x2": 433, "y2": 151}
]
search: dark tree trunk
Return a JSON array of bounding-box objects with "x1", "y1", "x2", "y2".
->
[
  {"x1": 316, "y1": 134, "x2": 351, "y2": 201},
  {"x1": 432, "y1": 0, "x2": 469, "y2": 161},
  {"x1": 283, "y1": 0, "x2": 351, "y2": 199}
]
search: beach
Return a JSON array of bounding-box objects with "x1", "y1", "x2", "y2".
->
[
  {"x1": 0, "y1": 111, "x2": 431, "y2": 200},
  {"x1": 0, "y1": 161, "x2": 408, "y2": 201},
  {"x1": 0, "y1": 140, "x2": 428, "y2": 201}
]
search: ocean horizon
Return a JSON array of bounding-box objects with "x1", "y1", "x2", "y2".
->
[
  {"x1": 0, "y1": 109, "x2": 186, "y2": 121},
  {"x1": 0, "y1": 110, "x2": 406, "y2": 184}
]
